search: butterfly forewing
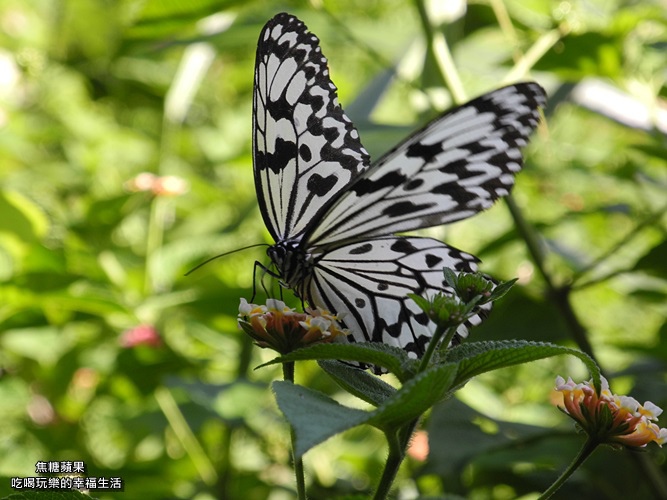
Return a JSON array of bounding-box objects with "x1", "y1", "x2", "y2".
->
[
  {"x1": 253, "y1": 13, "x2": 370, "y2": 241},
  {"x1": 308, "y1": 83, "x2": 546, "y2": 245},
  {"x1": 252, "y1": 13, "x2": 546, "y2": 362}
]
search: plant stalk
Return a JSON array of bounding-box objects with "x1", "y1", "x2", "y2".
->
[
  {"x1": 283, "y1": 361, "x2": 306, "y2": 499},
  {"x1": 374, "y1": 429, "x2": 406, "y2": 500},
  {"x1": 505, "y1": 196, "x2": 598, "y2": 363},
  {"x1": 537, "y1": 436, "x2": 598, "y2": 499}
]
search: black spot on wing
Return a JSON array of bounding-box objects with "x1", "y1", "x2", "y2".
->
[
  {"x1": 390, "y1": 239, "x2": 417, "y2": 254},
  {"x1": 406, "y1": 141, "x2": 443, "y2": 163},
  {"x1": 299, "y1": 144, "x2": 312, "y2": 162},
  {"x1": 405, "y1": 178, "x2": 424, "y2": 191},
  {"x1": 432, "y1": 182, "x2": 476, "y2": 204},
  {"x1": 255, "y1": 150, "x2": 267, "y2": 170},
  {"x1": 425, "y1": 253, "x2": 443, "y2": 268},
  {"x1": 323, "y1": 126, "x2": 341, "y2": 143},
  {"x1": 385, "y1": 320, "x2": 402, "y2": 339},
  {"x1": 454, "y1": 259, "x2": 474, "y2": 271},
  {"x1": 352, "y1": 170, "x2": 406, "y2": 195},
  {"x1": 349, "y1": 243, "x2": 373, "y2": 254},
  {"x1": 415, "y1": 312, "x2": 429, "y2": 326},
  {"x1": 355, "y1": 297, "x2": 366, "y2": 308},
  {"x1": 307, "y1": 173, "x2": 338, "y2": 196},
  {"x1": 466, "y1": 141, "x2": 496, "y2": 155},
  {"x1": 306, "y1": 105, "x2": 326, "y2": 132},
  {"x1": 382, "y1": 201, "x2": 436, "y2": 218},
  {"x1": 412, "y1": 334, "x2": 431, "y2": 354},
  {"x1": 439, "y1": 158, "x2": 478, "y2": 176},
  {"x1": 268, "y1": 137, "x2": 298, "y2": 174}
]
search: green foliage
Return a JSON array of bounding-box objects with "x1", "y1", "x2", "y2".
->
[
  {"x1": 261, "y1": 342, "x2": 415, "y2": 381},
  {"x1": 318, "y1": 359, "x2": 397, "y2": 406},
  {"x1": 1, "y1": 0, "x2": 666, "y2": 499},
  {"x1": 271, "y1": 339, "x2": 599, "y2": 453},
  {"x1": 5, "y1": 492, "x2": 93, "y2": 500}
]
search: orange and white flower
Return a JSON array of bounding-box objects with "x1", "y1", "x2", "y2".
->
[
  {"x1": 238, "y1": 299, "x2": 349, "y2": 354},
  {"x1": 554, "y1": 375, "x2": 666, "y2": 448}
]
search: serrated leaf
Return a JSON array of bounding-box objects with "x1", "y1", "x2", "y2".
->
[
  {"x1": 445, "y1": 340, "x2": 601, "y2": 393},
  {"x1": 367, "y1": 363, "x2": 458, "y2": 430},
  {"x1": 272, "y1": 381, "x2": 369, "y2": 457},
  {"x1": 258, "y1": 342, "x2": 411, "y2": 380},
  {"x1": 275, "y1": 363, "x2": 460, "y2": 455},
  {"x1": 318, "y1": 360, "x2": 396, "y2": 406},
  {"x1": 273, "y1": 343, "x2": 600, "y2": 456}
]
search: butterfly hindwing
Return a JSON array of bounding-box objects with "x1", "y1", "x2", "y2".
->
[
  {"x1": 301, "y1": 237, "x2": 488, "y2": 358},
  {"x1": 253, "y1": 13, "x2": 370, "y2": 241}
]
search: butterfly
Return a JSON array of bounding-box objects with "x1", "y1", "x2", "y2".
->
[{"x1": 253, "y1": 12, "x2": 546, "y2": 360}]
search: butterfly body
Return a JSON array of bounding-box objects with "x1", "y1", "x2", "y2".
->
[
  {"x1": 266, "y1": 238, "x2": 313, "y2": 290},
  {"x1": 253, "y1": 13, "x2": 546, "y2": 360}
]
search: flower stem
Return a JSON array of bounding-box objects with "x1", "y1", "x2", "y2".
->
[
  {"x1": 537, "y1": 436, "x2": 599, "y2": 499},
  {"x1": 374, "y1": 322, "x2": 455, "y2": 497},
  {"x1": 374, "y1": 429, "x2": 406, "y2": 500},
  {"x1": 418, "y1": 324, "x2": 457, "y2": 373},
  {"x1": 282, "y1": 362, "x2": 306, "y2": 499}
]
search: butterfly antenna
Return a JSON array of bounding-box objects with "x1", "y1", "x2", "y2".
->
[{"x1": 185, "y1": 244, "x2": 269, "y2": 276}]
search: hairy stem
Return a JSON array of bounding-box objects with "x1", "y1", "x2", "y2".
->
[{"x1": 282, "y1": 362, "x2": 306, "y2": 499}]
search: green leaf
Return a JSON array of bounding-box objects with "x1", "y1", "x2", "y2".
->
[
  {"x1": 257, "y1": 342, "x2": 412, "y2": 380},
  {"x1": 318, "y1": 359, "x2": 396, "y2": 407},
  {"x1": 275, "y1": 364, "x2": 459, "y2": 454},
  {"x1": 272, "y1": 381, "x2": 369, "y2": 457},
  {"x1": 165, "y1": 376, "x2": 266, "y2": 423},
  {"x1": 0, "y1": 327, "x2": 73, "y2": 367},
  {"x1": 127, "y1": 0, "x2": 239, "y2": 41},
  {"x1": 408, "y1": 293, "x2": 431, "y2": 314},
  {"x1": 442, "y1": 267, "x2": 458, "y2": 288},
  {"x1": 445, "y1": 340, "x2": 601, "y2": 393},
  {"x1": 2, "y1": 491, "x2": 96, "y2": 500},
  {"x1": 367, "y1": 363, "x2": 458, "y2": 431},
  {"x1": 634, "y1": 240, "x2": 667, "y2": 279},
  {"x1": 0, "y1": 191, "x2": 49, "y2": 243},
  {"x1": 488, "y1": 278, "x2": 518, "y2": 301},
  {"x1": 534, "y1": 32, "x2": 623, "y2": 79},
  {"x1": 426, "y1": 398, "x2": 558, "y2": 477}
]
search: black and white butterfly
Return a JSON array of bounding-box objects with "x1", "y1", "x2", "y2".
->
[{"x1": 253, "y1": 13, "x2": 546, "y2": 360}]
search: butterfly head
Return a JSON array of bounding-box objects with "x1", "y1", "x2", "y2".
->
[{"x1": 267, "y1": 239, "x2": 313, "y2": 290}]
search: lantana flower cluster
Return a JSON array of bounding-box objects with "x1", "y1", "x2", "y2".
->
[
  {"x1": 555, "y1": 375, "x2": 667, "y2": 448},
  {"x1": 238, "y1": 298, "x2": 349, "y2": 354}
]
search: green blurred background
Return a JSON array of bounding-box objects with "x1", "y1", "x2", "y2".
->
[{"x1": 0, "y1": 0, "x2": 665, "y2": 498}]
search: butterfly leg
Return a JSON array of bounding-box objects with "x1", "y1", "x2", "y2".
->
[{"x1": 252, "y1": 260, "x2": 287, "y2": 302}]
